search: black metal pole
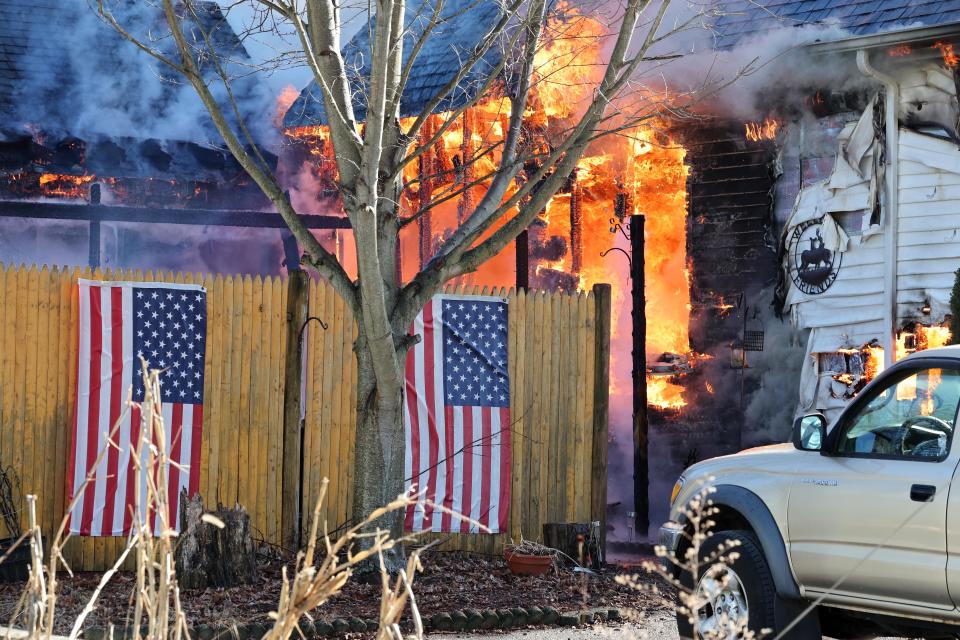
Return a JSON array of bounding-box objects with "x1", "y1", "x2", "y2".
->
[
  {"x1": 516, "y1": 229, "x2": 529, "y2": 290},
  {"x1": 631, "y1": 214, "x2": 649, "y2": 538}
]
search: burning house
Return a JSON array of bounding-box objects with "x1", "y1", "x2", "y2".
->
[{"x1": 6, "y1": 0, "x2": 957, "y2": 550}]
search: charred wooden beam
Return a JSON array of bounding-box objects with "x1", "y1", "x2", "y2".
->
[
  {"x1": 0, "y1": 201, "x2": 351, "y2": 229},
  {"x1": 516, "y1": 229, "x2": 529, "y2": 290}
]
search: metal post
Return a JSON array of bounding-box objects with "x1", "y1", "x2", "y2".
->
[
  {"x1": 630, "y1": 214, "x2": 648, "y2": 538},
  {"x1": 516, "y1": 229, "x2": 529, "y2": 290}
]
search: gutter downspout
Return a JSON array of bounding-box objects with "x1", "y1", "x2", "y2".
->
[{"x1": 857, "y1": 49, "x2": 900, "y2": 365}]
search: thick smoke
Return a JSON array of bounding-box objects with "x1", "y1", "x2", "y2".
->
[
  {"x1": 13, "y1": 1, "x2": 276, "y2": 145},
  {"x1": 633, "y1": 3, "x2": 871, "y2": 121}
]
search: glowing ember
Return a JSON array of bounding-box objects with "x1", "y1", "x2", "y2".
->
[
  {"x1": 744, "y1": 118, "x2": 780, "y2": 142},
  {"x1": 888, "y1": 44, "x2": 912, "y2": 57},
  {"x1": 705, "y1": 382, "x2": 714, "y2": 394},
  {"x1": 833, "y1": 373, "x2": 856, "y2": 385},
  {"x1": 864, "y1": 346, "x2": 884, "y2": 380},
  {"x1": 933, "y1": 41, "x2": 959, "y2": 68},
  {"x1": 37, "y1": 173, "x2": 95, "y2": 198}
]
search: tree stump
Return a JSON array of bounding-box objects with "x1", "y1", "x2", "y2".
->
[
  {"x1": 175, "y1": 490, "x2": 258, "y2": 589},
  {"x1": 542, "y1": 522, "x2": 602, "y2": 569}
]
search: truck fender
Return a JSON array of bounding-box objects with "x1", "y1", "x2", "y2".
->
[{"x1": 680, "y1": 484, "x2": 802, "y2": 600}]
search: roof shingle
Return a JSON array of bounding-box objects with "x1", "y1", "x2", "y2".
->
[
  {"x1": 283, "y1": 0, "x2": 504, "y2": 128},
  {"x1": 713, "y1": 0, "x2": 960, "y2": 48}
]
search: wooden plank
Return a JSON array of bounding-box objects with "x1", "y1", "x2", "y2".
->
[
  {"x1": 571, "y1": 293, "x2": 587, "y2": 520},
  {"x1": 222, "y1": 275, "x2": 241, "y2": 506},
  {"x1": 41, "y1": 266, "x2": 58, "y2": 532},
  {"x1": 249, "y1": 276, "x2": 266, "y2": 538},
  {"x1": 529, "y1": 291, "x2": 546, "y2": 536},
  {"x1": 237, "y1": 275, "x2": 253, "y2": 513},
  {"x1": 331, "y1": 286, "x2": 347, "y2": 527},
  {"x1": 319, "y1": 281, "x2": 337, "y2": 528},
  {"x1": 590, "y1": 284, "x2": 611, "y2": 554},
  {"x1": 207, "y1": 274, "x2": 224, "y2": 506},
  {"x1": 281, "y1": 271, "x2": 308, "y2": 548},
  {"x1": 574, "y1": 292, "x2": 590, "y2": 521},
  {"x1": 546, "y1": 292, "x2": 562, "y2": 526},
  {"x1": 61, "y1": 266, "x2": 81, "y2": 539},
  {"x1": 508, "y1": 289, "x2": 524, "y2": 542},
  {"x1": 559, "y1": 294, "x2": 574, "y2": 522},
  {"x1": 264, "y1": 276, "x2": 280, "y2": 544},
  {"x1": 345, "y1": 301, "x2": 358, "y2": 527},
  {"x1": 0, "y1": 265, "x2": 17, "y2": 539},
  {"x1": 22, "y1": 266, "x2": 39, "y2": 537}
]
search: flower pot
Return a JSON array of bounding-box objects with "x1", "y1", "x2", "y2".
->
[
  {"x1": 0, "y1": 537, "x2": 31, "y2": 583},
  {"x1": 504, "y1": 550, "x2": 553, "y2": 575}
]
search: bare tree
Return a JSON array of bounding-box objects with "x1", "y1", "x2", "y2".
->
[{"x1": 94, "y1": 0, "x2": 741, "y2": 567}]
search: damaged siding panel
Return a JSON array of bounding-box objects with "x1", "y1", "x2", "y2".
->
[{"x1": 895, "y1": 130, "x2": 960, "y2": 321}]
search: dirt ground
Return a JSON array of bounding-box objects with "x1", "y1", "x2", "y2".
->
[
  {"x1": 0, "y1": 551, "x2": 672, "y2": 634},
  {"x1": 428, "y1": 612, "x2": 678, "y2": 639}
]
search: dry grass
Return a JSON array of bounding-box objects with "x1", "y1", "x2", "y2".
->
[{"x1": 1, "y1": 366, "x2": 428, "y2": 640}]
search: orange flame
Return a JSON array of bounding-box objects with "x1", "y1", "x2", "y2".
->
[
  {"x1": 888, "y1": 43, "x2": 912, "y2": 57},
  {"x1": 647, "y1": 377, "x2": 686, "y2": 410},
  {"x1": 745, "y1": 118, "x2": 780, "y2": 142},
  {"x1": 37, "y1": 173, "x2": 94, "y2": 198},
  {"x1": 933, "y1": 41, "x2": 959, "y2": 68}
]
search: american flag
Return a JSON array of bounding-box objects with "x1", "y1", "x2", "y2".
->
[
  {"x1": 67, "y1": 279, "x2": 206, "y2": 536},
  {"x1": 404, "y1": 295, "x2": 511, "y2": 533}
]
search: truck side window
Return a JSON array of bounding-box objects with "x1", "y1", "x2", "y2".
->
[{"x1": 836, "y1": 368, "x2": 960, "y2": 459}]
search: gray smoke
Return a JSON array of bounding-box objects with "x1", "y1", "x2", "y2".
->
[{"x1": 12, "y1": 1, "x2": 276, "y2": 145}]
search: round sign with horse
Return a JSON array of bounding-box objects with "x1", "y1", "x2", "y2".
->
[{"x1": 788, "y1": 218, "x2": 842, "y2": 295}]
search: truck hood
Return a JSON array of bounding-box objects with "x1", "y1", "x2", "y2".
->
[
  {"x1": 670, "y1": 442, "x2": 803, "y2": 520},
  {"x1": 685, "y1": 442, "x2": 798, "y2": 476}
]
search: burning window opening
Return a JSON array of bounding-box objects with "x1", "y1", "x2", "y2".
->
[
  {"x1": 282, "y1": 6, "x2": 695, "y2": 411},
  {"x1": 744, "y1": 118, "x2": 782, "y2": 142},
  {"x1": 830, "y1": 325, "x2": 954, "y2": 401}
]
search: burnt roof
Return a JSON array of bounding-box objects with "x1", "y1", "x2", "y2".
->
[
  {"x1": 0, "y1": 0, "x2": 261, "y2": 144},
  {"x1": 283, "y1": 0, "x2": 504, "y2": 128},
  {"x1": 714, "y1": 0, "x2": 960, "y2": 49}
]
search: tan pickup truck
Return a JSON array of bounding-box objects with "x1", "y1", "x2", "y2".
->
[{"x1": 660, "y1": 345, "x2": 960, "y2": 639}]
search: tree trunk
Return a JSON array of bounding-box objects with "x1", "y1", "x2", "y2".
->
[{"x1": 350, "y1": 349, "x2": 407, "y2": 574}]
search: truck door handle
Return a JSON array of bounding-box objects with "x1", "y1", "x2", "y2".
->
[{"x1": 910, "y1": 484, "x2": 936, "y2": 502}]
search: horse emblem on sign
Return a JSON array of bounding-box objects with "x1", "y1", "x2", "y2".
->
[{"x1": 788, "y1": 218, "x2": 842, "y2": 295}]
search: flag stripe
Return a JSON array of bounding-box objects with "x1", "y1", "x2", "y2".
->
[
  {"x1": 80, "y1": 286, "x2": 103, "y2": 536},
  {"x1": 189, "y1": 405, "x2": 203, "y2": 495},
  {"x1": 498, "y1": 407, "x2": 511, "y2": 533},
  {"x1": 101, "y1": 287, "x2": 124, "y2": 535}
]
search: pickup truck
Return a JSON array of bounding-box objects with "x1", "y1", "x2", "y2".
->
[{"x1": 659, "y1": 345, "x2": 960, "y2": 639}]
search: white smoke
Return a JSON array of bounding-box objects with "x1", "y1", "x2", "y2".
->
[{"x1": 13, "y1": 1, "x2": 277, "y2": 145}]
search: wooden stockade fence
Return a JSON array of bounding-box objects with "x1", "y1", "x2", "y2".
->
[{"x1": 0, "y1": 264, "x2": 610, "y2": 570}]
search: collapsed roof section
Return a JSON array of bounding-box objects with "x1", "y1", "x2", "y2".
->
[
  {"x1": 283, "y1": 0, "x2": 505, "y2": 128},
  {"x1": 713, "y1": 0, "x2": 960, "y2": 49}
]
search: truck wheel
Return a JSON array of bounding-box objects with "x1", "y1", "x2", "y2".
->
[{"x1": 676, "y1": 530, "x2": 781, "y2": 639}]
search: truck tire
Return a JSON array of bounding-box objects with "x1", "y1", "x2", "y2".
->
[{"x1": 676, "y1": 530, "x2": 816, "y2": 639}]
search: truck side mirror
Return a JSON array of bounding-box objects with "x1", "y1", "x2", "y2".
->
[{"x1": 793, "y1": 414, "x2": 826, "y2": 451}]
